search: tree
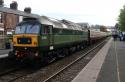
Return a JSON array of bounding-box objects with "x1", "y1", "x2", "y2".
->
[{"x1": 118, "y1": 5, "x2": 125, "y2": 31}]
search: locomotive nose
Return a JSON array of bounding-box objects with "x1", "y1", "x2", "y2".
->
[{"x1": 13, "y1": 34, "x2": 38, "y2": 47}]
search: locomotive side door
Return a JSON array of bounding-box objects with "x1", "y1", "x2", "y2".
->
[
  {"x1": 47, "y1": 25, "x2": 54, "y2": 50},
  {"x1": 48, "y1": 25, "x2": 54, "y2": 45},
  {"x1": 41, "y1": 24, "x2": 54, "y2": 50}
]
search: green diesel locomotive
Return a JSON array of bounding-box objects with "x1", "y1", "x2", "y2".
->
[{"x1": 9, "y1": 16, "x2": 89, "y2": 64}]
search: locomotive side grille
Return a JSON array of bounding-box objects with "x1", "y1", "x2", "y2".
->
[{"x1": 17, "y1": 38, "x2": 32, "y2": 44}]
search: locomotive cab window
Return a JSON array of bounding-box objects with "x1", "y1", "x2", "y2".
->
[
  {"x1": 15, "y1": 21, "x2": 40, "y2": 34},
  {"x1": 41, "y1": 25, "x2": 53, "y2": 34}
]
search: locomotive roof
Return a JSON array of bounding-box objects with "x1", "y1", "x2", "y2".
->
[
  {"x1": 40, "y1": 16, "x2": 82, "y2": 31},
  {"x1": 61, "y1": 19, "x2": 82, "y2": 30}
]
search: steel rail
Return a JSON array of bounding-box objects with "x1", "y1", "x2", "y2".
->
[
  {"x1": 0, "y1": 66, "x2": 23, "y2": 77},
  {"x1": 0, "y1": 65, "x2": 27, "y2": 82},
  {"x1": 43, "y1": 39, "x2": 107, "y2": 82}
]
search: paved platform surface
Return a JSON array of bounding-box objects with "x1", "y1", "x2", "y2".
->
[
  {"x1": 0, "y1": 49, "x2": 11, "y2": 55},
  {"x1": 72, "y1": 38, "x2": 125, "y2": 82},
  {"x1": 72, "y1": 38, "x2": 112, "y2": 82},
  {"x1": 96, "y1": 40, "x2": 125, "y2": 82},
  {"x1": 72, "y1": 40, "x2": 125, "y2": 82},
  {"x1": 0, "y1": 54, "x2": 8, "y2": 58},
  {"x1": 0, "y1": 49, "x2": 11, "y2": 58}
]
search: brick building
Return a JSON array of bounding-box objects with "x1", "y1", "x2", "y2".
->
[
  {"x1": 0, "y1": 0, "x2": 19, "y2": 35},
  {"x1": 2, "y1": 13, "x2": 19, "y2": 34}
]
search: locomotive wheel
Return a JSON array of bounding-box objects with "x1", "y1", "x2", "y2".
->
[
  {"x1": 8, "y1": 51, "x2": 16, "y2": 61},
  {"x1": 44, "y1": 52, "x2": 56, "y2": 64},
  {"x1": 32, "y1": 60, "x2": 42, "y2": 68},
  {"x1": 76, "y1": 45, "x2": 81, "y2": 51},
  {"x1": 64, "y1": 48, "x2": 70, "y2": 56},
  {"x1": 57, "y1": 49, "x2": 67, "y2": 58}
]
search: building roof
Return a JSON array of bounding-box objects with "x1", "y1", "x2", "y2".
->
[{"x1": 0, "y1": 7, "x2": 40, "y2": 18}]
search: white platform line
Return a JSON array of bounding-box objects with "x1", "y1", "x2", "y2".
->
[
  {"x1": 72, "y1": 38, "x2": 112, "y2": 82},
  {"x1": 114, "y1": 42, "x2": 121, "y2": 82},
  {"x1": 0, "y1": 54, "x2": 8, "y2": 58}
]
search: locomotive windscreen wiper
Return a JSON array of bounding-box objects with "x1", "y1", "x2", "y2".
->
[
  {"x1": 15, "y1": 23, "x2": 40, "y2": 34},
  {"x1": 25, "y1": 24, "x2": 40, "y2": 34}
]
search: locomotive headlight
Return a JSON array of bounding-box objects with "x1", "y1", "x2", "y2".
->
[
  {"x1": 33, "y1": 42, "x2": 38, "y2": 45},
  {"x1": 13, "y1": 41, "x2": 16, "y2": 44},
  {"x1": 35, "y1": 52, "x2": 39, "y2": 57},
  {"x1": 32, "y1": 36, "x2": 38, "y2": 46}
]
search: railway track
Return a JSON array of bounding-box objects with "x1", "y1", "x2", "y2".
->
[
  {"x1": 0, "y1": 64, "x2": 36, "y2": 82},
  {"x1": 13, "y1": 38, "x2": 109, "y2": 82},
  {"x1": 0, "y1": 67, "x2": 21, "y2": 82},
  {"x1": 0, "y1": 66, "x2": 22, "y2": 77},
  {"x1": 0, "y1": 38, "x2": 109, "y2": 82},
  {"x1": 43, "y1": 38, "x2": 107, "y2": 82}
]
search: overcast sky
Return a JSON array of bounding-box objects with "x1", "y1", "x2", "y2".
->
[{"x1": 4, "y1": 0, "x2": 125, "y2": 26}]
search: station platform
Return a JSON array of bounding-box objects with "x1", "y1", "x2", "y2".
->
[
  {"x1": 72, "y1": 38, "x2": 125, "y2": 82},
  {"x1": 0, "y1": 54, "x2": 8, "y2": 58},
  {"x1": 0, "y1": 49, "x2": 10, "y2": 58}
]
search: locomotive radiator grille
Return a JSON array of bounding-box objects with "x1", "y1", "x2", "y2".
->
[{"x1": 17, "y1": 38, "x2": 32, "y2": 44}]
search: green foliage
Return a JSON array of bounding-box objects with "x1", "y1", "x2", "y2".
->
[{"x1": 118, "y1": 5, "x2": 125, "y2": 31}]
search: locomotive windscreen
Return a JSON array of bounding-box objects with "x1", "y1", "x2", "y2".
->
[{"x1": 15, "y1": 21, "x2": 40, "y2": 34}]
